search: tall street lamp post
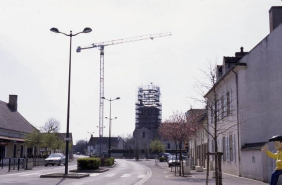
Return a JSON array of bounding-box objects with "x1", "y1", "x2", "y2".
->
[
  {"x1": 102, "y1": 97, "x2": 120, "y2": 157},
  {"x1": 50, "y1": 27, "x2": 92, "y2": 175}
]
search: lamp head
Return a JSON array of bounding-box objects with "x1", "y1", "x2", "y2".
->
[
  {"x1": 115, "y1": 117, "x2": 117, "y2": 119},
  {"x1": 77, "y1": 46, "x2": 81, "y2": 53},
  {"x1": 83, "y1": 27, "x2": 92, "y2": 33},
  {"x1": 50, "y1": 27, "x2": 59, "y2": 33},
  {"x1": 105, "y1": 117, "x2": 108, "y2": 119},
  {"x1": 101, "y1": 97, "x2": 105, "y2": 99},
  {"x1": 116, "y1": 97, "x2": 120, "y2": 100}
]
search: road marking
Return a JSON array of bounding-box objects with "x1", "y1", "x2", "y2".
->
[
  {"x1": 1, "y1": 172, "x2": 27, "y2": 176},
  {"x1": 133, "y1": 164, "x2": 152, "y2": 185},
  {"x1": 137, "y1": 174, "x2": 145, "y2": 178},
  {"x1": 90, "y1": 173, "x2": 101, "y2": 177},
  {"x1": 105, "y1": 173, "x2": 116, "y2": 177},
  {"x1": 19, "y1": 173, "x2": 40, "y2": 177},
  {"x1": 121, "y1": 174, "x2": 131, "y2": 177}
]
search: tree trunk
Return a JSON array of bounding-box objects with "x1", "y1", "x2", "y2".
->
[{"x1": 179, "y1": 142, "x2": 182, "y2": 176}]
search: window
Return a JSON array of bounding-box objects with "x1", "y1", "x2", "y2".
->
[
  {"x1": 226, "y1": 92, "x2": 230, "y2": 116},
  {"x1": 167, "y1": 143, "x2": 170, "y2": 149},
  {"x1": 142, "y1": 131, "x2": 145, "y2": 138},
  {"x1": 233, "y1": 135, "x2": 236, "y2": 161},
  {"x1": 221, "y1": 96, "x2": 224, "y2": 119},
  {"x1": 13, "y1": 144, "x2": 17, "y2": 158},
  {"x1": 0, "y1": 146, "x2": 6, "y2": 158},
  {"x1": 20, "y1": 145, "x2": 23, "y2": 158}
]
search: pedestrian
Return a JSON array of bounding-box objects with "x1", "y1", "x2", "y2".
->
[{"x1": 261, "y1": 135, "x2": 282, "y2": 185}]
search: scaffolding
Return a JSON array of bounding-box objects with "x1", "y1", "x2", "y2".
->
[{"x1": 135, "y1": 83, "x2": 162, "y2": 131}]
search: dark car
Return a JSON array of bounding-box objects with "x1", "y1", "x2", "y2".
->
[{"x1": 163, "y1": 153, "x2": 171, "y2": 161}]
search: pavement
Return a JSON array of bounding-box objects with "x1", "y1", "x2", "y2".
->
[{"x1": 137, "y1": 159, "x2": 269, "y2": 185}]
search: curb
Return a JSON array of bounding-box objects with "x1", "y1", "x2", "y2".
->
[{"x1": 40, "y1": 173, "x2": 89, "y2": 179}]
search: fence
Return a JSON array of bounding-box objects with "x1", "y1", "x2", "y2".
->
[{"x1": 0, "y1": 157, "x2": 45, "y2": 172}]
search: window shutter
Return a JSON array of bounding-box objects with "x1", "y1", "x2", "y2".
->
[
  {"x1": 222, "y1": 137, "x2": 225, "y2": 161},
  {"x1": 233, "y1": 135, "x2": 236, "y2": 162},
  {"x1": 225, "y1": 136, "x2": 228, "y2": 161},
  {"x1": 230, "y1": 89, "x2": 233, "y2": 114}
]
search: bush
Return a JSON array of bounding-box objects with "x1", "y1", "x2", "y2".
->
[
  {"x1": 159, "y1": 157, "x2": 164, "y2": 162},
  {"x1": 105, "y1": 157, "x2": 115, "y2": 166},
  {"x1": 77, "y1": 157, "x2": 101, "y2": 170}
]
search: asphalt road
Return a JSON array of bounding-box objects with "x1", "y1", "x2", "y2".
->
[{"x1": 0, "y1": 157, "x2": 150, "y2": 185}]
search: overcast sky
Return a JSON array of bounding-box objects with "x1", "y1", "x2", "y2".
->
[{"x1": 0, "y1": 0, "x2": 281, "y2": 144}]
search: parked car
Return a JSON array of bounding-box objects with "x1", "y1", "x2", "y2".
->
[
  {"x1": 167, "y1": 155, "x2": 186, "y2": 167},
  {"x1": 163, "y1": 153, "x2": 171, "y2": 161},
  {"x1": 76, "y1": 152, "x2": 80, "y2": 155},
  {"x1": 167, "y1": 156, "x2": 180, "y2": 167},
  {"x1": 44, "y1": 153, "x2": 66, "y2": 166}
]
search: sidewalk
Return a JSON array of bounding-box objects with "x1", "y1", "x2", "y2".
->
[
  {"x1": 139, "y1": 159, "x2": 268, "y2": 185},
  {"x1": 157, "y1": 161, "x2": 268, "y2": 185}
]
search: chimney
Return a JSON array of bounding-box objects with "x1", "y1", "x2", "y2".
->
[
  {"x1": 9, "y1": 95, "x2": 18, "y2": 111},
  {"x1": 269, "y1": 7, "x2": 282, "y2": 32}
]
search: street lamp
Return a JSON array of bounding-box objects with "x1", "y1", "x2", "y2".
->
[
  {"x1": 102, "y1": 97, "x2": 120, "y2": 157},
  {"x1": 50, "y1": 27, "x2": 92, "y2": 175}
]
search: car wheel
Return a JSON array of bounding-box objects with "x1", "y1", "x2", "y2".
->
[
  {"x1": 58, "y1": 160, "x2": 61, "y2": 166},
  {"x1": 45, "y1": 164, "x2": 48, "y2": 166},
  {"x1": 52, "y1": 164, "x2": 54, "y2": 166}
]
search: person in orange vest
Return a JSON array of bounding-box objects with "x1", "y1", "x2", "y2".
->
[{"x1": 261, "y1": 135, "x2": 282, "y2": 185}]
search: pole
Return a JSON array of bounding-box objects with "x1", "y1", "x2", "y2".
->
[
  {"x1": 109, "y1": 99, "x2": 112, "y2": 157},
  {"x1": 65, "y1": 31, "x2": 72, "y2": 175}
]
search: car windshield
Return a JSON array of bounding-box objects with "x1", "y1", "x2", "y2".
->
[{"x1": 49, "y1": 154, "x2": 62, "y2": 157}]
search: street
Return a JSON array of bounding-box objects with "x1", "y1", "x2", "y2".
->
[
  {"x1": 0, "y1": 157, "x2": 269, "y2": 185},
  {"x1": 0, "y1": 157, "x2": 149, "y2": 185}
]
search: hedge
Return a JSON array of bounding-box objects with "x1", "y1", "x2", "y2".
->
[
  {"x1": 77, "y1": 157, "x2": 101, "y2": 170},
  {"x1": 105, "y1": 157, "x2": 115, "y2": 166},
  {"x1": 159, "y1": 157, "x2": 164, "y2": 162}
]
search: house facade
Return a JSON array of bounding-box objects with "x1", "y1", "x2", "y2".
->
[
  {"x1": 0, "y1": 95, "x2": 36, "y2": 158},
  {"x1": 188, "y1": 109, "x2": 208, "y2": 167},
  {"x1": 87, "y1": 136, "x2": 124, "y2": 157},
  {"x1": 205, "y1": 7, "x2": 282, "y2": 183}
]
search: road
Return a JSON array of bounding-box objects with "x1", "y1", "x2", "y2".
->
[{"x1": 0, "y1": 156, "x2": 150, "y2": 185}]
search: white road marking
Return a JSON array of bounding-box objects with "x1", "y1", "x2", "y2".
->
[
  {"x1": 105, "y1": 173, "x2": 116, "y2": 177},
  {"x1": 121, "y1": 174, "x2": 131, "y2": 177},
  {"x1": 90, "y1": 173, "x2": 101, "y2": 177},
  {"x1": 19, "y1": 173, "x2": 40, "y2": 177},
  {"x1": 137, "y1": 174, "x2": 145, "y2": 178}
]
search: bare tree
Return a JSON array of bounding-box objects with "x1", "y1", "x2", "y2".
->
[
  {"x1": 41, "y1": 118, "x2": 61, "y2": 133},
  {"x1": 191, "y1": 62, "x2": 241, "y2": 185}
]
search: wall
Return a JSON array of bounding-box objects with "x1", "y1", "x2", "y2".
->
[{"x1": 237, "y1": 23, "x2": 282, "y2": 183}]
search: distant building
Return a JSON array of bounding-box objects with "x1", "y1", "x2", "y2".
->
[
  {"x1": 133, "y1": 83, "x2": 162, "y2": 157},
  {"x1": 87, "y1": 136, "x2": 124, "y2": 157},
  {"x1": 0, "y1": 95, "x2": 37, "y2": 158}
]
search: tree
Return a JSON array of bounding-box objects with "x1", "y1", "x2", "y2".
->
[
  {"x1": 150, "y1": 139, "x2": 165, "y2": 153},
  {"x1": 41, "y1": 118, "x2": 61, "y2": 133},
  {"x1": 159, "y1": 111, "x2": 199, "y2": 176},
  {"x1": 24, "y1": 130, "x2": 43, "y2": 155},
  {"x1": 75, "y1": 140, "x2": 87, "y2": 154}
]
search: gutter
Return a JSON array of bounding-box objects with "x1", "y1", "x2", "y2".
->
[{"x1": 231, "y1": 68, "x2": 241, "y2": 177}]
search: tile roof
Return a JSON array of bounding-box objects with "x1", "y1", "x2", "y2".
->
[
  {"x1": 88, "y1": 137, "x2": 121, "y2": 147},
  {"x1": 0, "y1": 100, "x2": 36, "y2": 133}
]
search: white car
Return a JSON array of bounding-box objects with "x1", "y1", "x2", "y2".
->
[{"x1": 44, "y1": 153, "x2": 66, "y2": 166}]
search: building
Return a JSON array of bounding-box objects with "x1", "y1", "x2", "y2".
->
[
  {"x1": 134, "y1": 83, "x2": 162, "y2": 157},
  {"x1": 187, "y1": 109, "x2": 208, "y2": 167},
  {"x1": 87, "y1": 136, "x2": 124, "y2": 157},
  {"x1": 0, "y1": 95, "x2": 36, "y2": 158},
  {"x1": 205, "y1": 6, "x2": 282, "y2": 183}
]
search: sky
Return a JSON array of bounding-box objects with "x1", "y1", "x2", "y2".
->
[{"x1": 0, "y1": 0, "x2": 281, "y2": 144}]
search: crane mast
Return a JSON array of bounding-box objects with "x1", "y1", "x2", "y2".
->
[{"x1": 77, "y1": 32, "x2": 171, "y2": 138}]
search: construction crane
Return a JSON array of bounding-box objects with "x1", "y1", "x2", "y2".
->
[{"x1": 77, "y1": 32, "x2": 172, "y2": 138}]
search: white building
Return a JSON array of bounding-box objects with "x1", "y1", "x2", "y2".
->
[{"x1": 205, "y1": 6, "x2": 282, "y2": 183}]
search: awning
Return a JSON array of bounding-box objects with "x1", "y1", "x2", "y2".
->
[{"x1": 0, "y1": 136, "x2": 25, "y2": 142}]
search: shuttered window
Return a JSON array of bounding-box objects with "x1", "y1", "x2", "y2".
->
[
  {"x1": 233, "y1": 135, "x2": 236, "y2": 162},
  {"x1": 222, "y1": 136, "x2": 226, "y2": 161}
]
